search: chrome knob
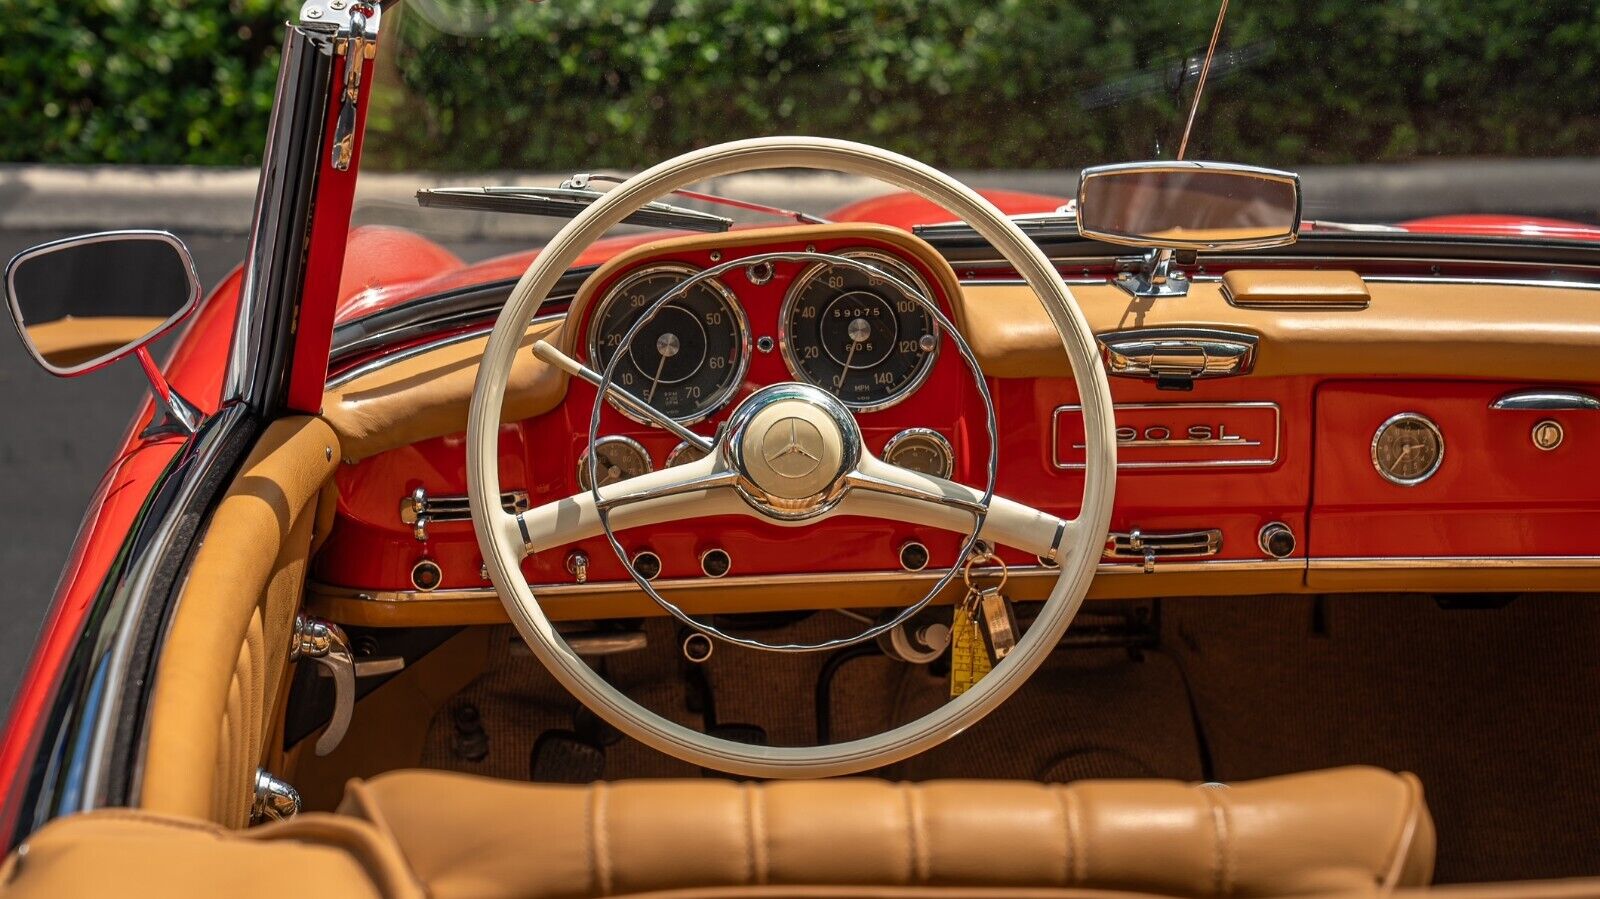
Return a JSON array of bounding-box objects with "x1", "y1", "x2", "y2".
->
[{"x1": 1258, "y1": 522, "x2": 1296, "y2": 559}]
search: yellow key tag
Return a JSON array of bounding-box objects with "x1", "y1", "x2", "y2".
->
[{"x1": 949, "y1": 601, "x2": 992, "y2": 697}]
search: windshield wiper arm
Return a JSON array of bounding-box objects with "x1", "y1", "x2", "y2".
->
[
  {"x1": 415, "y1": 185, "x2": 733, "y2": 232},
  {"x1": 565, "y1": 173, "x2": 829, "y2": 225}
]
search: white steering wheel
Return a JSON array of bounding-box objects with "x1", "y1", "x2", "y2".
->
[{"x1": 468, "y1": 136, "x2": 1116, "y2": 778}]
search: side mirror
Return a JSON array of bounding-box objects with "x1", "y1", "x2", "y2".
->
[
  {"x1": 1076, "y1": 161, "x2": 1301, "y2": 252},
  {"x1": 5, "y1": 230, "x2": 202, "y2": 377}
]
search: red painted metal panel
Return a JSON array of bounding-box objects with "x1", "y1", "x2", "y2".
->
[{"x1": 1310, "y1": 380, "x2": 1600, "y2": 557}]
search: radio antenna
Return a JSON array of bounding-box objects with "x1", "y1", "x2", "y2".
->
[{"x1": 1176, "y1": 0, "x2": 1231, "y2": 160}]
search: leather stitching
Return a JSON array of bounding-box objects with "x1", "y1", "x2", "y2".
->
[
  {"x1": 1200, "y1": 786, "x2": 1234, "y2": 898},
  {"x1": 589, "y1": 783, "x2": 612, "y2": 896},
  {"x1": 1379, "y1": 773, "x2": 1424, "y2": 893},
  {"x1": 1050, "y1": 786, "x2": 1071, "y2": 886},
  {"x1": 1062, "y1": 787, "x2": 1084, "y2": 884},
  {"x1": 903, "y1": 785, "x2": 927, "y2": 883},
  {"x1": 744, "y1": 783, "x2": 768, "y2": 885}
]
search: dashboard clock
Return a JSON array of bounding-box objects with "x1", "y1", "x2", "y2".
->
[{"x1": 1371, "y1": 413, "x2": 1444, "y2": 486}]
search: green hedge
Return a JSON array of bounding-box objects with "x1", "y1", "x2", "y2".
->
[
  {"x1": 0, "y1": 0, "x2": 285, "y2": 165},
  {"x1": 5, "y1": 0, "x2": 1599, "y2": 170}
]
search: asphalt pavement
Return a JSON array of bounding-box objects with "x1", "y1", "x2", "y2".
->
[{"x1": 0, "y1": 229, "x2": 244, "y2": 718}]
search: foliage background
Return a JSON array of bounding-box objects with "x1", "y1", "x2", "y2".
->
[{"x1": 3, "y1": 0, "x2": 1598, "y2": 170}]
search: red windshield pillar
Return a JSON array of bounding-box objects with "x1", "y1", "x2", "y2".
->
[{"x1": 284, "y1": 34, "x2": 376, "y2": 414}]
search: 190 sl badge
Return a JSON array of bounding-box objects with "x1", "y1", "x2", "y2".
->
[{"x1": 1371, "y1": 412, "x2": 1445, "y2": 485}]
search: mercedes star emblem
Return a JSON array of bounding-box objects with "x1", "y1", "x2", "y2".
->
[{"x1": 762, "y1": 417, "x2": 825, "y2": 478}]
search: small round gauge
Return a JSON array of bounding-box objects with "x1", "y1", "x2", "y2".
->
[
  {"x1": 577, "y1": 435, "x2": 653, "y2": 491},
  {"x1": 883, "y1": 428, "x2": 954, "y2": 478},
  {"x1": 665, "y1": 440, "x2": 710, "y2": 468},
  {"x1": 780, "y1": 250, "x2": 939, "y2": 411},
  {"x1": 1371, "y1": 413, "x2": 1444, "y2": 486},
  {"x1": 587, "y1": 263, "x2": 749, "y2": 424}
]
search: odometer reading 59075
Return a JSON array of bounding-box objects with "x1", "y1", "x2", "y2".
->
[
  {"x1": 586, "y1": 264, "x2": 749, "y2": 424},
  {"x1": 780, "y1": 250, "x2": 939, "y2": 411}
]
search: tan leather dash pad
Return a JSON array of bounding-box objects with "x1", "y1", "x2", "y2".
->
[{"x1": 1222, "y1": 269, "x2": 1371, "y2": 308}]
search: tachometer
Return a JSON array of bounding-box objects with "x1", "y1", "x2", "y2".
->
[
  {"x1": 587, "y1": 263, "x2": 749, "y2": 424},
  {"x1": 779, "y1": 250, "x2": 939, "y2": 411}
]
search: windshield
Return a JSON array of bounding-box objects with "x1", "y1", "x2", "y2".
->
[{"x1": 347, "y1": 0, "x2": 1600, "y2": 270}]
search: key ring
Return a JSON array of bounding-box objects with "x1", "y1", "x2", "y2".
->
[{"x1": 961, "y1": 552, "x2": 1009, "y2": 596}]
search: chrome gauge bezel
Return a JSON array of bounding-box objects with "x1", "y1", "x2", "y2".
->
[
  {"x1": 1370, "y1": 412, "x2": 1444, "y2": 486},
  {"x1": 664, "y1": 439, "x2": 710, "y2": 468},
  {"x1": 576, "y1": 434, "x2": 654, "y2": 491},
  {"x1": 883, "y1": 427, "x2": 955, "y2": 479},
  {"x1": 585, "y1": 262, "x2": 752, "y2": 426},
  {"x1": 777, "y1": 248, "x2": 941, "y2": 413}
]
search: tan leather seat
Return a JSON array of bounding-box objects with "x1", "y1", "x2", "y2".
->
[
  {"x1": 0, "y1": 768, "x2": 1432, "y2": 898},
  {"x1": 335, "y1": 766, "x2": 1434, "y2": 899}
]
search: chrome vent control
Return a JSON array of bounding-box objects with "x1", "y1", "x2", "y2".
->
[
  {"x1": 1098, "y1": 328, "x2": 1259, "y2": 390},
  {"x1": 400, "y1": 487, "x2": 530, "y2": 542},
  {"x1": 1104, "y1": 528, "x2": 1222, "y2": 573}
]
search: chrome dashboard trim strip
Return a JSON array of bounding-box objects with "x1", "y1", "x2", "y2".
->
[
  {"x1": 1050, "y1": 401, "x2": 1282, "y2": 470},
  {"x1": 1310, "y1": 556, "x2": 1600, "y2": 570},
  {"x1": 309, "y1": 554, "x2": 1600, "y2": 606},
  {"x1": 960, "y1": 273, "x2": 1600, "y2": 291},
  {"x1": 310, "y1": 558, "x2": 1306, "y2": 604}
]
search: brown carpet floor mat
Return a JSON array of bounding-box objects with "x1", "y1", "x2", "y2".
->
[{"x1": 418, "y1": 594, "x2": 1600, "y2": 884}]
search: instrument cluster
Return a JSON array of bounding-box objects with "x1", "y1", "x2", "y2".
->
[
  {"x1": 585, "y1": 249, "x2": 941, "y2": 421},
  {"x1": 579, "y1": 244, "x2": 954, "y2": 478}
]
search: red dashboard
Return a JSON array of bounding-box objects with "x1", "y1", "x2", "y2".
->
[{"x1": 307, "y1": 226, "x2": 1600, "y2": 623}]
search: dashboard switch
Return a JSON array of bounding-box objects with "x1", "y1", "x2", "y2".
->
[
  {"x1": 700, "y1": 548, "x2": 731, "y2": 578},
  {"x1": 1258, "y1": 522, "x2": 1297, "y2": 559}
]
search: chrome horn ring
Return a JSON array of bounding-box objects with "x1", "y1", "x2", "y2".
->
[{"x1": 587, "y1": 250, "x2": 998, "y2": 653}]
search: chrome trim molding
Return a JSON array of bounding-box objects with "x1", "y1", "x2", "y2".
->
[
  {"x1": 1311, "y1": 556, "x2": 1600, "y2": 570},
  {"x1": 309, "y1": 558, "x2": 1306, "y2": 604},
  {"x1": 326, "y1": 324, "x2": 492, "y2": 388},
  {"x1": 1051, "y1": 401, "x2": 1281, "y2": 470}
]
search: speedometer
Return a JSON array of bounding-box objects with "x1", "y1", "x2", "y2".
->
[
  {"x1": 586, "y1": 263, "x2": 749, "y2": 424},
  {"x1": 779, "y1": 250, "x2": 939, "y2": 411}
]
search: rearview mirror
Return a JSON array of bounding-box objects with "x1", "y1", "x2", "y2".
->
[
  {"x1": 1076, "y1": 162, "x2": 1301, "y2": 251},
  {"x1": 4, "y1": 230, "x2": 201, "y2": 376}
]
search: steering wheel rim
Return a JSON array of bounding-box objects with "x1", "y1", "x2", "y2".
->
[{"x1": 468, "y1": 136, "x2": 1116, "y2": 778}]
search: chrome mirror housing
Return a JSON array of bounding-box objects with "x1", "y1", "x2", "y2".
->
[
  {"x1": 1076, "y1": 161, "x2": 1302, "y2": 252},
  {"x1": 4, "y1": 229, "x2": 202, "y2": 377}
]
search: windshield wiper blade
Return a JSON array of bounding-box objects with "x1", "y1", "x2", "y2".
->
[{"x1": 415, "y1": 185, "x2": 733, "y2": 232}]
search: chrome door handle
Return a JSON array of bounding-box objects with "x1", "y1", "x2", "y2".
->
[
  {"x1": 289, "y1": 615, "x2": 353, "y2": 756},
  {"x1": 1489, "y1": 389, "x2": 1600, "y2": 411},
  {"x1": 1098, "y1": 328, "x2": 1258, "y2": 389}
]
